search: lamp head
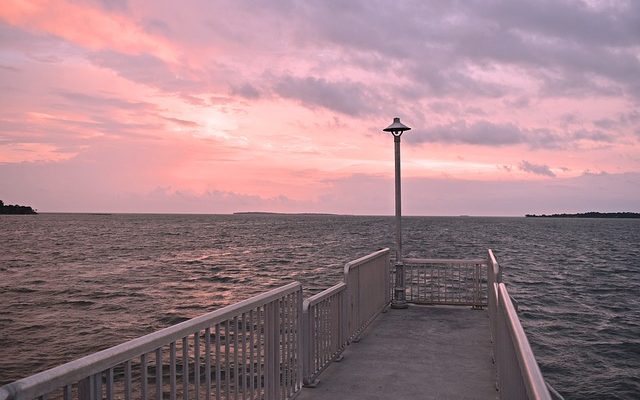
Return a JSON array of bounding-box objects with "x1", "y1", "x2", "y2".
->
[{"x1": 383, "y1": 117, "x2": 411, "y2": 137}]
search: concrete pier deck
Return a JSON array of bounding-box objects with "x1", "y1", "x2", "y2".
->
[{"x1": 298, "y1": 304, "x2": 498, "y2": 400}]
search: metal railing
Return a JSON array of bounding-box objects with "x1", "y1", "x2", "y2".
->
[
  {"x1": 302, "y1": 283, "x2": 347, "y2": 386},
  {"x1": 0, "y1": 283, "x2": 303, "y2": 400},
  {"x1": 302, "y1": 248, "x2": 390, "y2": 386},
  {"x1": 402, "y1": 258, "x2": 487, "y2": 308},
  {"x1": 494, "y1": 283, "x2": 550, "y2": 400},
  {"x1": 487, "y1": 249, "x2": 554, "y2": 400},
  {"x1": 344, "y1": 249, "x2": 391, "y2": 341},
  {"x1": 2, "y1": 248, "x2": 560, "y2": 400}
]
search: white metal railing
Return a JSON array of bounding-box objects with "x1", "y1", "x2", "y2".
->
[
  {"x1": 495, "y1": 283, "x2": 551, "y2": 400},
  {"x1": 302, "y1": 282, "x2": 347, "y2": 386},
  {"x1": 2, "y1": 248, "x2": 560, "y2": 400},
  {"x1": 344, "y1": 249, "x2": 391, "y2": 341},
  {"x1": 402, "y1": 258, "x2": 487, "y2": 308},
  {"x1": 0, "y1": 282, "x2": 303, "y2": 400},
  {"x1": 302, "y1": 248, "x2": 391, "y2": 386},
  {"x1": 487, "y1": 250, "x2": 501, "y2": 341},
  {"x1": 487, "y1": 249, "x2": 554, "y2": 400}
]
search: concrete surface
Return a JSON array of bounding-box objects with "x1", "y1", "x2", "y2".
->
[{"x1": 297, "y1": 304, "x2": 498, "y2": 400}]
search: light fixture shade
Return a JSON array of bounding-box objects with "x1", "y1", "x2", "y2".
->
[{"x1": 383, "y1": 117, "x2": 411, "y2": 135}]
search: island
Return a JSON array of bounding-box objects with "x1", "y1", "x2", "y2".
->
[
  {"x1": 525, "y1": 212, "x2": 640, "y2": 219},
  {"x1": 0, "y1": 200, "x2": 37, "y2": 214}
]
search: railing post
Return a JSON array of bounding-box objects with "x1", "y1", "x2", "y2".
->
[
  {"x1": 296, "y1": 289, "x2": 304, "y2": 391},
  {"x1": 473, "y1": 263, "x2": 481, "y2": 309},
  {"x1": 263, "y1": 300, "x2": 281, "y2": 400},
  {"x1": 302, "y1": 303, "x2": 314, "y2": 387},
  {"x1": 391, "y1": 261, "x2": 408, "y2": 309}
]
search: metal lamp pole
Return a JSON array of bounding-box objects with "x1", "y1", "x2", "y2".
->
[{"x1": 383, "y1": 117, "x2": 410, "y2": 309}]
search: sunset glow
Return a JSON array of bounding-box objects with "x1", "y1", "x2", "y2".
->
[{"x1": 1, "y1": 0, "x2": 639, "y2": 215}]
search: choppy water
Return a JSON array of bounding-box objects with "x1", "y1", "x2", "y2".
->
[{"x1": 1, "y1": 214, "x2": 639, "y2": 399}]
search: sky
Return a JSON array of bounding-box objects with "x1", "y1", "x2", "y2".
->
[{"x1": 1, "y1": 0, "x2": 639, "y2": 215}]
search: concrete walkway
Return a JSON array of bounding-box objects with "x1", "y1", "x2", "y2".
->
[{"x1": 297, "y1": 305, "x2": 498, "y2": 400}]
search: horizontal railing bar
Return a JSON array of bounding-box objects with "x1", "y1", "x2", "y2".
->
[
  {"x1": 498, "y1": 283, "x2": 551, "y2": 400},
  {"x1": 344, "y1": 248, "x2": 389, "y2": 274},
  {"x1": 303, "y1": 282, "x2": 347, "y2": 309},
  {"x1": 403, "y1": 258, "x2": 487, "y2": 265},
  {"x1": 0, "y1": 282, "x2": 302, "y2": 400},
  {"x1": 406, "y1": 301, "x2": 486, "y2": 306}
]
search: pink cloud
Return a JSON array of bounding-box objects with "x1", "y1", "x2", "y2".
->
[{"x1": 0, "y1": 0, "x2": 178, "y2": 62}]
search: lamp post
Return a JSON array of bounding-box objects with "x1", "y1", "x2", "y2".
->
[{"x1": 383, "y1": 117, "x2": 410, "y2": 309}]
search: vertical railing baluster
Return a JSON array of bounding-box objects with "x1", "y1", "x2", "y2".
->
[
  {"x1": 297, "y1": 289, "x2": 304, "y2": 392},
  {"x1": 156, "y1": 348, "x2": 163, "y2": 400},
  {"x1": 215, "y1": 324, "x2": 221, "y2": 400},
  {"x1": 410, "y1": 264, "x2": 414, "y2": 301},
  {"x1": 183, "y1": 336, "x2": 190, "y2": 400},
  {"x1": 264, "y1": 301, "x2": 273, "y2": 400},
  {"x1": 257, "y1": 307, "x2": 262, "y2": 400},
  {"x1": 97, "y1": 372, "x2": 103, "y2": 400},
  {"x1": 234, "y1": 316, "x2": 239, "y2": 400},
  {"x1": 194, "y1": 332, "x2": 200, "y2": 400},
  {"x1": 141, "y1": 353, "x2": 148, "y2": 400},
  {"x1": 288, "y1": 294, "x2": 294, "y2": 396},
  {"x1": 249, "y1": 310, "x2": 255, "y2": 399},
  {"x1": 78, "y1": 375, "x2": 93, "y2": 400},
  {"x1": 205, "y1": 328, "x2": 212, "y2": 400},
  {"x1": 124, "y1": 360, "x2": 132, "y2": 400},
  {"x1": 225, "y1": 320, "x2": 230, "y2": 400},
  {"x1": 106, "y1": 368, "x2": 114, "y2": 400},
  {"x1": 241, "y1": 313, "x2": 247, "y2": 400},
  {"x1": 63, "y1": 385, "x2": 72, "y2": 400},
  {"x1": 280, "y1": 298, "x2": 285, "y2": 400},
  {"x1": 170, "y1": 342, "x2": 177, "y2": 400}
]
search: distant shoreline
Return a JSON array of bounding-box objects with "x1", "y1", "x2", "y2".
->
[
  {"x1": 233, "y1": 211, "x2": 339, "y2": 216},
  {"x1": 525, "y1": 212, "x2": 640, "y2": 219},
  {"x1": 0, "y1": 200, "x2": 37, "y2": 215}
]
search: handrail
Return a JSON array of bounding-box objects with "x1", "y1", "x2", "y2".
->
[
  {"x1": 0, "y1": 282, "x2": 302, "y2": 400},
  {"x1": 402, "y1": 258, "x2": 487, "y2": 265},
  {"x1": 487, "y1": 249, "x2": 501, "y2": 283},
  {"x1": 343, "y1": 248, "x2": 389, "y2": 274},
  {"x1": 497, "y1": 283, "x2": 551, "y2": 400},
  {"x1": 304, "y1": 282, "x2": 347, "y2": 309}
]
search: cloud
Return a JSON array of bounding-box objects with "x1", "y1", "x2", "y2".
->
[
  {"x1": 406, "y1": 120, "x2": 560, "y2": 148},
  {"x1": 406, "y1": 120, "x2": 620, "y2": 149},
  {"x1": 89, "y1": 51, "x2": 199, "y2": 93},
  {"x1": 0, "y1": 0, "x2": 176, "y2": 61},
  {"x1": 231, "y1": 83, "x2": 261, "y2": 99},
  {"x1": 273, "y1": 76, "x2": 375, "y2": 115},
  {"x1": 519, "y1": 160, "x2": 555, "y2": 177}
]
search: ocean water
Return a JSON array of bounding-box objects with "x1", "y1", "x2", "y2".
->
[{"x1": 0, "y1": 214, "x2": 639, "y2": 399}]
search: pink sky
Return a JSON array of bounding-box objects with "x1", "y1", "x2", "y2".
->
[{"x1": 1, "y1": 0, "x2": 639, "y2": 215}]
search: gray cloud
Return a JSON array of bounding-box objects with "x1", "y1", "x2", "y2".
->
[
  {"x1": 405, "y1": 120, "x2": 619, "y2": 149},
  {"x1": 408, "y1": 120, "x2": 525, "y2": 146},
  {"x1": 232, "y1": 83, "x2": 261, "y2": 99},
  {"x1": 89, "y1": 51, "x2": 201, "y2": 93},
  {"x1": 519, "y1": 160, "x2": 556, "y2": 177},
  {"x1": 572, "y1": 129, "x2": 614, "y2": 143},
  {"x1": 273, "y1": 76, "x2": 375, "y2": 116},
  {"x1": 252, "y1": 0, "x2": 640, "y2": 101}
]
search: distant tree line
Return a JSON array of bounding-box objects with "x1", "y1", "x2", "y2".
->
[
  {"x1": 0, "y1": 200, "x2": 37, "y2": 214},
  {"x1": 525, "y1": 212, "x2": 639, "y2": 219}
]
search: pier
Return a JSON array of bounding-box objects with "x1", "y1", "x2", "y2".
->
[{"x1": 0, "y1": 249, "x2": 558, "y2": 400}]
